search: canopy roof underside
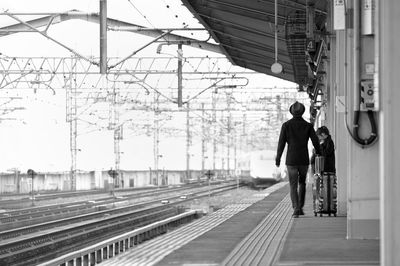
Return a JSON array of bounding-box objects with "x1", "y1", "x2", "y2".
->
[{"x1": 181, "y1": 0, "x2": 328, "y2": 87}]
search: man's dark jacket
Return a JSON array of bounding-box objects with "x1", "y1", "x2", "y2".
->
[{"x1": 275, "y1": 117, "x2": 321, "y2": 166}]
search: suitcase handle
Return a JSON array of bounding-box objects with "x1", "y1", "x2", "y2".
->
[{"x1": 315, "y1": 155, "x2": 325, "y2": 174}]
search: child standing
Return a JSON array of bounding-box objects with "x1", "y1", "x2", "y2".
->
[{"x1": 315, "y1": 126, "x2": 336, "y2": 173}]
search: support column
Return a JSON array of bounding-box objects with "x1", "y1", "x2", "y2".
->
[
  {"x1": 345, "y1": 0, "x2": 379, "y2": 239},
  {"x1": 334, "y1": 26, "x2": 348, "y2": 216},
  {"x1": 379, "y1": 0, "x2": 400, "y2": 264}
]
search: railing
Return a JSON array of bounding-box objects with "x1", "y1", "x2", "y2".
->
[{"x1": 38, "y1": 210, "x2": 199, "y2": 266}]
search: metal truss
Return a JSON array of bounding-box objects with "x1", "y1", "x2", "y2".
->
[
  {"x1": 0, "y1": 54, "x2": 304, "y2": 143},
  {"x1": 0, "y1": 54, "x2": 305, "y2": 188},
  {"x1": 0, "y1": 4, "x2": 315, "y2": 189},
  {"x1": 0, "y1": 10, "x2": 221, "y2": 65}
]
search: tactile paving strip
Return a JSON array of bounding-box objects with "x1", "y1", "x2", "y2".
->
[{"x1": 221, "y1": 194, "x2": 292, "y2": 266}]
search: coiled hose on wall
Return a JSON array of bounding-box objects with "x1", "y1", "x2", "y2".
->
[{"x1": 352, "y1": 110, "x2": 378, "y2": 146}]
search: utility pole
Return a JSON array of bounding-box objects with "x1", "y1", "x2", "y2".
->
[
  {"x1": 242, "y1": 113, "x2": 247, "y2": 153},
  {"x1": 27, "y1": 169, "x2": 37, "y2": 206},
  {"x1": 227, "y1": 93, "x2": 232, "y2": 177},
  {"x1": 212, "y1": 93, "x2": 217, "y2": 173},
  {"x1": 99, "y1": 0, "x2": 107, "y2": 74},
  {"x1": 186, "y1": 102, "x2": 191, "y2": 180},
  {"x1": 177, "y1": 43, "x2": 183, "y2": 107},
  {"x1": 201, "y1": 103, "x2": 206, "y2": 181},
  {"x1": 66, "y1": 57, "x2": 77, "y2": 191},
  {"x1": 276, "y1": 95, "x2": 283, "y2": 123},
  {"x1": 153, "y1": 93, "x2": 160, "y2": 186},
  {"x1": 220, "y1": 122, "x2": 225, "y2": 178},
  {"x1": 110, "y1": 85, "x2": 121, "y2": 188},
  {"x1": 114, "y1": 126, "x2": 122, "y2": 187},
  {"x1": 233, "y1": 126, "x2": 237, "y2": 169}
]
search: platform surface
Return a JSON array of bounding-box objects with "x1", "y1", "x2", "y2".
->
[
  {"x1": 275, "y1": 189, "x2": 380, "y2": 266},
  {"x1": 101, "y1": 182, "x2": 379, "y2": 266},
  {"x1": 158, "y1": 183, "x2": 291, "y2": 266}
]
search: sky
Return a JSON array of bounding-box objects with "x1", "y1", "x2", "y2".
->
[{"x1": 0, "y1": 0, "x2": 297, "y2": 173}]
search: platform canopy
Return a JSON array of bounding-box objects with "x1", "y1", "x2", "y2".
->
[{"x1": 181, "y1": 0, "x2": 328, "y2": 87}]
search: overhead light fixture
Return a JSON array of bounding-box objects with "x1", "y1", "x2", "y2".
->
[
  {"x1": 271, "y1": 62, "x2": 283, "y2": 74},
  {"x1": 271, "y1": 0, "x2": 283, "y2": 74}
]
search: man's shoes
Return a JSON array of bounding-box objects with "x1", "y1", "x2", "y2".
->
[{"x1": 292, "y1": 209, "x2": 304, "y2": 218}]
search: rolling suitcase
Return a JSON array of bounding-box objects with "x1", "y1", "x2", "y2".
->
[
  {"x1": 313, "y1": 172, "x2": 337, "y2": 217},
  {"x1": 312, "y1": 155, "x2": 323, "y2": 216},
  {"x1": 312, "y1": 156, "x2": 337, "y2": 217},
  {"x1": 312, "y1": 173, "x2": 321, "y2": 215}
]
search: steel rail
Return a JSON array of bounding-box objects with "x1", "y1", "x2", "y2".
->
[
  {"x1": 0, "y1": 182, "x2": 224, "y2": 228},
  {"x1": 0, "y1": 183, "x2": 236, "y2": 238},
  {"x1": 0, "y1": 184, "x2": 240, "y2": 265}
]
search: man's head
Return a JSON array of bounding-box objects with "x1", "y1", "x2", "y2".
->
[{"x1": 289, "y1": 101, "x2": 305, "y2": 117}]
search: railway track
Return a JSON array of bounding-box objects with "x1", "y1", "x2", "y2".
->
[
  {"x1": 0, "y1": 182, "x2": 216, "y2": 209},
  {"x1": 0, "y1": 205, "x2": 179, "y2": 266},
  {"x1": 0, "y1": 183, "x2": 241, "y2": 265},
  {"x1": 0, "y1": 182, "x2": 230, "y2": 231}
]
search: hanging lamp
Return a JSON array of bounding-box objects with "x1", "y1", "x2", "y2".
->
[{"x1": 271, "y1": 0, "x2": 283, "y2": 74}]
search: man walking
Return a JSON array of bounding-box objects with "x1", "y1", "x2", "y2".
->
[{"x1": 275, "y1": 101, "x2": 321, "y2": 218}]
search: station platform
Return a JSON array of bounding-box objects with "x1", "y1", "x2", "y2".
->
[{"x1": 100, "y1": 182, "x2": 379, "y2": 266}]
